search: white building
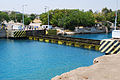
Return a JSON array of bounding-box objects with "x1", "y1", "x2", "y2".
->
[
  {"x1": 5, "y1": 21, "x2": 23, "y2": 30},
  {"x1": 28, "y1": 19, "x2": 42, "y2": 30},
  {"x1": 42, "y1": 25, "x2": 52, "y2": 30},
  {"x1": 12, "y1": 23, "x2": 23, "y2": 30},
  {"x1": 29, "y1": 23, "x2": 42, "y2": 30}
]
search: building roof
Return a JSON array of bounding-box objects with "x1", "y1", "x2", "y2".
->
[{"x1": 33, "y1": 19, "x2": 42, "y2": 23}]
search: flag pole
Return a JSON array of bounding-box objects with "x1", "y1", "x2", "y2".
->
[{"x1": 115, "y1": 0, "x2": 118, "y2": 30}]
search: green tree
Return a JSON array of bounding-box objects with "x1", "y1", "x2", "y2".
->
[
  {"x1": 106, "y1": 12, "x2": 115, "y2": 23},
  {"x1": 9, "y1": 11, "x2": 17, "y2": 22},
  {"x1": 30, "y1": 14, "x2": 36, "y2": 21},
  {"x1": 0, "y1": 11, "x2": 9, "y2": 23},
  {"x1": 16, "y1": 13, "x2": 22, "y2": 22},
  {"x1": 94, "y1": 13, "x2": 106, "y2": 21},
  {"x1": 102, "y1": 7, "x2": 111, "y2": 14},
  {"x1": 40, "y1": 9, "x2": 95, "y2": 31},
  {"x1": 24, "y1": 17, "x2": 31, "y2": 25}
]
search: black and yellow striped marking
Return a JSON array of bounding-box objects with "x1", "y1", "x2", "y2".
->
[
  {"x1": 14, "y1": 31, "x2": 26, "y2": 38},
  {"x1": 28, "y1": 36, "x2": 100, "y2": 51},
  {"x1": 99, "y1": 40, "x2": 120, "y2": 54}
]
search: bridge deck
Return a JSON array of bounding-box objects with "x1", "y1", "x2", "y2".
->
[{"x1": 28, "y1": 35, "x2": 100, "y2": 51}]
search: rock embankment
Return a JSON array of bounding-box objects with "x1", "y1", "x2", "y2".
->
[{"x1": 52, "y1": 54, "x2": 120, "y2": 80}]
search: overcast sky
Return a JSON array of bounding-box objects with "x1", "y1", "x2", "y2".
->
[{"x1": 0, "y1": 0, "x2": 119, "y2": 14}]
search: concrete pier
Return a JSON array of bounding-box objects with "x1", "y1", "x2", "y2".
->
[{"x1": 0, "y1": 30, "x2": 6, "y2": 38}]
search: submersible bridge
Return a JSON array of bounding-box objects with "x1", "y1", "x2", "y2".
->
[
  {"x1": 6, "y1": 30, "x2": 100, "y2": 51},
  {"x1": 1, "y1": 29, "x2": 119, "y2": 55}
]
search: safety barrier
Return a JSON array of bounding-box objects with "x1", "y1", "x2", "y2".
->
[{"x1": 99, "y1": 39, "x2": 120, "y2": 54}]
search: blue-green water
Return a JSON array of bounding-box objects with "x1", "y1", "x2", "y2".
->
[
  {"x1": 0, "y1": 33, "x2": 108, "y2": 80},
  {"x1": 66, "y1": 33, "x2": 112, "y2": 40}
]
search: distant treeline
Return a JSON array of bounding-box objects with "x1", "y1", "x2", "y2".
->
[
  {"x1": 40, "y1": 8, "x2": 120, "y2": 30},
  {"x1": 0, "y1": 8, "x2": 120, "y2": 30},
  {"x1": 0, "y1": 11, "x2": 37, "y2": 25},
  {"x1": 40, "y1": 9, "x2": 95, "y2": 30}
]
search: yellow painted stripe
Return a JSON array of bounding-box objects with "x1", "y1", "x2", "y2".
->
[
  {"x1": 20, "y1": 32, "x2": 23, "y2": 37},
  {"x1": 21, "y1": 31, "x2": 25, "y2": 37},
  {"x1": 111, "y1": 45, "x2": 120, "y2": 54},
  {"x1": 117, "y1": 51, "x2": 120, "y2": 54},
  {"x1": 99, "y1": 41, "x2": 109, "y2": 50},
  {"x1": 18, "y1": 31, "x2": 21, "y2": 37},
  {"x1": 20, "y1": 31, "x2": 23, "y2": 37},
  {"x1": 14, "y1": 31, "x2": 18, "y2": 37},
  {"x1": 14, "y1": 32, "x2": 17, "y2": 36},
  {"x1": 106, "y1": 41, "x2": 119, "y2": 53},
  {"x1": 14, "y1": 32, "x2": 17, "y2": 37},
  {"x1": 100, "y1": 40, "x2": 105, "y2": 44},
  {"x1": 101, "y1": 41, "x2": 115, "y2": 52},
  {"x1": 16, "y1": 31, "x2": 19, "y2": 37},
  {"x1": 15, "y1": 31, "x2": 18, "y2": 37}
]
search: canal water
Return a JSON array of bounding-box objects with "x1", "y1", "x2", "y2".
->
[
  {"x1": 66, "y1": 33, "x2": 112, "y2": 40},
  {"x1": 0, "y1": 33, "x2": 111, "y2": 80}
]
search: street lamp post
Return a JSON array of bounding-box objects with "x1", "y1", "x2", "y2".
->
[
  {"x1": 45, "y1": 6, "x2": 49, "y2": 28},
  {"x1": 44, "y1": 7, "x2": 47, "y2": 13},
  {"x1": 48, "y1": 8, "x2": 49, "y2": 28},
  {"x1": 13, "y1": 8, "x2": 17, "y2": 22}
]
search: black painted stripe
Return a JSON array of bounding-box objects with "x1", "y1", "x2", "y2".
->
[
  {"x1": 113, "y1": 47, "x2": 120, "y2": 54},
  {"x1": 109, "y1": 43, "x2": 120, "y2": 54},
  {"x1": 104, "y1": 40, "x2": 118, "y2": 53},
  {"x1": 100, "y1": 41, "x2": 106, "y2": 46},
  {"x1": 15, "y1": 32, "x2": 18, "y2": 36},
  {"x1": 100, "y1": 41, "x2": 111, "y2": 51},
  {"x1": 14, "y1": 32, "x2": 17, "y2": 36}
]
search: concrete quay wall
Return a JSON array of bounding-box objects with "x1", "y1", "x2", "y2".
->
[{"x1": 0, "y1": 30, "x2": 6, "y2": 38}]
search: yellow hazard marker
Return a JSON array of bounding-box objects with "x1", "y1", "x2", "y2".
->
[
  {"x1": 66, "y1": 41, "x2": 72, "y2": 46},
  {"x1": 29, "y1": 36, "x2": 33, "y2": 40},
  {"x1": 51, "y1": 39, "x2": 56, "y2": 43},
  {"x1": 74, "y1": 42, "x2": 80, "y2": 47},
  {"x1": 46, "y1": 30, "x2": 48, "y2": 35},
  {"x1": 39, "y1": 38, "x2": 44, "y2": 42},
  {"x1": 45, "y1": 39, "x2": 49, "y2": 43},
  {"x1": 58, "y1": 41, "x2": 63, "y2": 45}
]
